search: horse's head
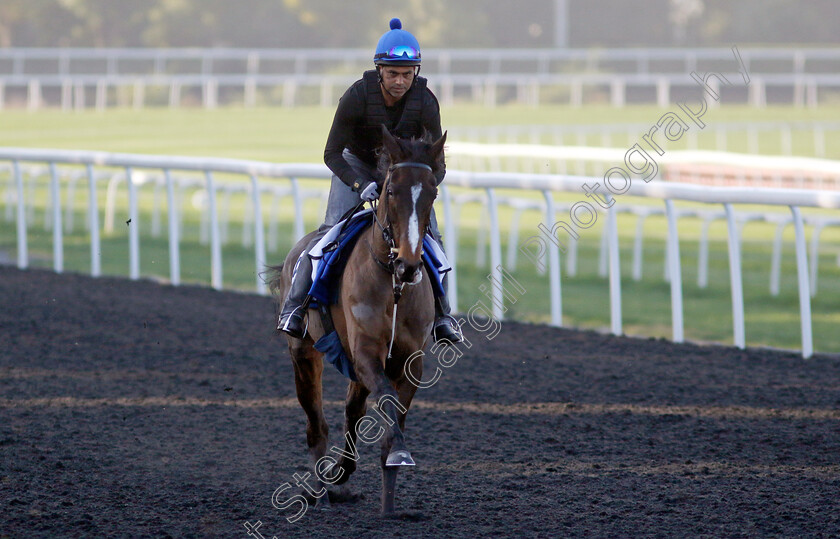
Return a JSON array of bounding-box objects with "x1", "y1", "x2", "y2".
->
[{"x1": 378, "y1": 126, "x2": 447, "y2": 285}]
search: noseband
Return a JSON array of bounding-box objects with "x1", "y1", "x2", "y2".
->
[{"x1": 389, "y1": 162, "x2": 432, "y2": 174}]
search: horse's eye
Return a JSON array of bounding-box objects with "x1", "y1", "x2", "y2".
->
[{"x1": 387, "y1": 188, "x2": 393, "y2": 196}]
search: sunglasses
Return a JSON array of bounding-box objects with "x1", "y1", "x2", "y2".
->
[{"x1": 375, "y1": 45, "x2": 421, "y2": 60}]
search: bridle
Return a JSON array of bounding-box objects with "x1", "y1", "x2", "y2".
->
[{"x1": 367, "y1": 161, "x2": 434, "y2": 302}]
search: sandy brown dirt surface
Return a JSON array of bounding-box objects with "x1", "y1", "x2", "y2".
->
[{"x1": 1, "y1": 265, "x2": 839, "y2": 538}]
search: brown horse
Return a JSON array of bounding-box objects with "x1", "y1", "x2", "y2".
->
[{"x1": 269, "y1": 128, "x2": 446, "y2": 515}]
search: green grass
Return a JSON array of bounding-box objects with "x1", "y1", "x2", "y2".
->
[
  {"x1": 0, "y1": 108, "x2": 336, "y2": 161},
  {"x1": 2, "y1": 104, "x2": 840, "y2": 354},
  {"x1": 2, "y1": 104, "x2": 839, "y2": 158}
]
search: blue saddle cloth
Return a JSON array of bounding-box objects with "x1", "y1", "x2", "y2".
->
[
  {"x1": 304, "y1": 211, "x2": 449, "y2": 381},
  {"x1": 307, "y1": 215, "x2": 447, "y2": 307}
]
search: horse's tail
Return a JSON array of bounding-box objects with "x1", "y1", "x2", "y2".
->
[{"x1": 263, "y1": 262, "x2": 285, "y2": 299}]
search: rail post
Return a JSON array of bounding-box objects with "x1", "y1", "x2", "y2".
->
[{"x1": 790, "y1": 206, "x2": 813, "y2": 359}]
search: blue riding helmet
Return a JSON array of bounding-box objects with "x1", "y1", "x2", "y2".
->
[{"x1": 374, "y1": 18, "x2": 421, "y2": 66}]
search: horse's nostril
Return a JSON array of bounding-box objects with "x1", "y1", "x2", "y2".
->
[
  {"x1": 403, "y1": 264, "x2": 420, "y2": 282},
  {"x1": 394, "y1": 259, "x2": 421, "y2": 284}
]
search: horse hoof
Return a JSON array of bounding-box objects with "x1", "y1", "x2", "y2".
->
[{"x1": 385, "y1": 450, "x2": 415, "y2": 467}]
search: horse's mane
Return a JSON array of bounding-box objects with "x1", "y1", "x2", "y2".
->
[{"x1": 376, "y1": 131, "x2": 444, "y2": 182}]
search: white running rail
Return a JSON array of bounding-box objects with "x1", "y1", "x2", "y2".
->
[
  {"x1": 3, "y1": 47, "x2": 840, "y2": 108},
  {"x1": 3, "y1": 147, "x2": 840, "y2": 358}
]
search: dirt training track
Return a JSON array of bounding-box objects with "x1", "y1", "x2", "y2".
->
[{"x1": 1, "y1": 265, "x2": 839, "y2": 538}]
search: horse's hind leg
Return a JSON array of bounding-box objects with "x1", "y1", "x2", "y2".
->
[{"x1": 289, "y1": 338, "x2": 331, "y2": 508}]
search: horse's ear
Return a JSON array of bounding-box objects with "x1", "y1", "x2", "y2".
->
[
  {"x1": 381, "y1": 125, "x2": 403, "y2": 161},
  {"x1": 431, "y1": 130, "x2": 447, "y2": 163}
]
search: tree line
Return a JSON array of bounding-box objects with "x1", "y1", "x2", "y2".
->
[{"x1": 0, "y1": 0, "x2": 836, "y2": 49}]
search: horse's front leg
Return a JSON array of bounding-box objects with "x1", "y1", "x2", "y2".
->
[
  {"x1": 380, "y1": 353, "x2": 423, "y2": 515},
  {"x1": 333, "y1": 381, "x2": 370, "y2": 482},
  {"x1": 352, "y1": 345, "x2": 411, "y2": 461},
  {"x1": 351, "y1": 339, "x2": 414, "y2": 514}
]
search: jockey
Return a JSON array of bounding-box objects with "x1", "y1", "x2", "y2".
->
[{"x1": 278, "y1": 17, "x2": 463, "y2": 344}]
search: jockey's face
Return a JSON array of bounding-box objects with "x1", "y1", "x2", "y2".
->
[{"x1": 379, "y1": 65, "x2": 416, "y2": 104}]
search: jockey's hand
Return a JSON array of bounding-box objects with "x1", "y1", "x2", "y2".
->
[{"x1": 359, "y1": 182, "x2": 379, "y2": 202}]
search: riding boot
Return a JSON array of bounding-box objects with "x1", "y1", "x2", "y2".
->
[
  {"x1": 277, "y1": 253, "x2": 314, "y2": 339},
  {"x1": 432, "y1": 277, "x2": 463, "y2": 344}
]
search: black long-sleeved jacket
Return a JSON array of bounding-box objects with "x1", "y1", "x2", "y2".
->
[{"x1": 323, "y1": 70, "x2": 444, "y2": 187}]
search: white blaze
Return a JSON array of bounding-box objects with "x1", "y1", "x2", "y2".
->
[{"x1": 407, "y1": 184, "x2": 422, "y2": 253}]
